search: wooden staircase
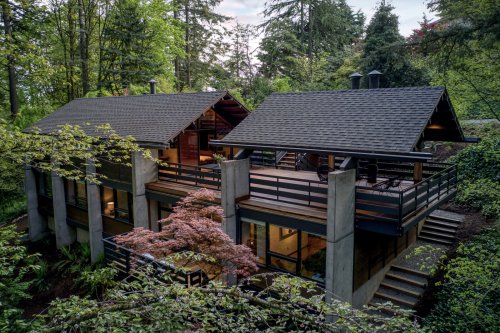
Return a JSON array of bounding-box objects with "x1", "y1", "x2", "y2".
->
[
  {"x1": 418, "y1": 214, "x2": 462, "y2": 245},
  {"x1": 277, "y1": 152, "x2": 297, "y2": 170},
  {"x1": 370, "y1": 265, "x2": 429, "y2": 310}
]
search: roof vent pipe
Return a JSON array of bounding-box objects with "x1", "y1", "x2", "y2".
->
[
  {"x1": 349, "y1": 72, "x2": 363, "y2": 89},
  {"x1": 149, "y1": 79, "x2": 157, "y2": 94},
  {"x1": 368, "y1": 70, "x2": 382, "y2": 89}
]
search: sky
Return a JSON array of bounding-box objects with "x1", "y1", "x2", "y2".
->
[{"x1": 218, "y1": 0, "x2": 436, "y2": 51}]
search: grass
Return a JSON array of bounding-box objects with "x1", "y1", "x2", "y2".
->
[{"x1": 0, "y1": 195, "x2": 27, "y2": 224}]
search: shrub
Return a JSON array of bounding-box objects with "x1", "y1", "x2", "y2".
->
[
  {"x1": 77, "y1": 267, "x2": 117, "y2": 296},
  {"x1": 0, "y1": 225, "x2": 37, "y2": 331},
  {"x1": 456, "y1": 179, "x2": 500, "y2": 218},
  {"x1": 423, "y1": 228, "x2": 500, "y2": 333},
  {"x1": 451, "y1": 126, "x2": 500, "y2": 217}
]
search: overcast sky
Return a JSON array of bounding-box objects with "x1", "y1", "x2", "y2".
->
[{"x1": 218, "y1": 0, "x2": 436, "y2": 51}]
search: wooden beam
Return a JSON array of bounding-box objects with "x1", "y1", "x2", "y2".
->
[
  {"x1": 413, "y1": 162, "x2": 423, "y2": 184},
  {"x1": 328, "y1": 155, "x2": 335, "y2": 171}
]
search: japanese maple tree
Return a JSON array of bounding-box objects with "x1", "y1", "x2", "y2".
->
[{"x1": 115, "y1": 188, "x2": 258, "y2": 278}]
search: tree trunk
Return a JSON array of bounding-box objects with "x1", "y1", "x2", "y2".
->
[
  {"x1": 1, "y1": 0, "x2": 19, "y2": 119},
  {"x1": 308, "y1": 2, "x2": 313, "y2": 83},
  {"x1": 174, "y1": 5, "x2": 180, "y2": 92},
  {"x1": 78, "y1": 0, "x2": 90, "y2": 95},
  {"x1": 68, "y1": 0, "x2": 77, "y2": 100},
  {"x1": 184, "y1": 1, "x2": 191, "y2": 89}
]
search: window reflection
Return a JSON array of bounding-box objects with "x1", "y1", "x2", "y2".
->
[{"x1": 301, "y1": 233, "x2": 327, "y2": 283}]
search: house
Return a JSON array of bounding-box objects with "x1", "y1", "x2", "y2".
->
[{"x1": 25, "y1": 73, "x2": 468, "y2": 306}]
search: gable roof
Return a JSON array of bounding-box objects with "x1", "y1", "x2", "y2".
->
[
  {"x1": 215, "y1": 86, "x2": 464, "y2": 158},
  {"x1": 30, "y1": 91, "x2": 246, "y2": 146}
]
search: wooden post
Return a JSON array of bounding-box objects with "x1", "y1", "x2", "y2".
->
[
  {"x1": 328, "y1": 155, "x2": 335, "y2": 170},
  {"x1": 413, "y1": 162, "x2": 423, "y2": 184}
]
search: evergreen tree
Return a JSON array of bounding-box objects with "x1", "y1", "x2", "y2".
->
[
  {"x1": 174, "y1": 0, "x2": 228, "y2": 91},
  {"x1": 99, "y1": 0, "x2": 160, "y2": 93},
  {"x1": 361, "y1": 1, "x2": 429, "y2": 88},
  {"x1": 259, "y1": 0, "x2": 364, "y2": 85}
]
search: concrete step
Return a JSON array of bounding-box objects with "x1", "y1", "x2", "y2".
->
[
  {"x1": 391, "y1": 265, "x2": 430, "y2": 278},
  {"x1": 429, "y1": 214, "x2": 463, "y2": 224},
  {"x1": 385, "y1": 271, "x2": 427, "y2": 288},
  {"x1": 422, "y1": 224, "x2": 457, "y2": 235},
  {"x1": 277, "y1": 165, "x2": 296, "y2": 171},
  {"x1": 374, "y1": 291, "x2": 418, "y2": 308},
  {"x1": 379, "y1": 281, "x2": 421, "y2": 298},
  {"x1": 420, "y1": 230, "x2": 456, "y2": 241},
  {"x1": 418, "y1": 235, "x2": 453, "y2": 245},
  {"x1": 425, "y1": 218, "x2": 460, "y2": 229}
]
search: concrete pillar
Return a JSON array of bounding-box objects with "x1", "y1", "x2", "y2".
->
[
  {"x1": 86, "y1": 159, "x2": 104, "y2": 263},
  {"x1": 25, "y1": 166, "x2": 47, "y2": 241},
  {"x1": 132, "y1": 150, "x2": 158, "y2": 228},
  {"x1": 325, "y1": 169, "x2": 356, "y2": 303},
  {"x1": 220, "y1": 158, "x2": 250, "y2": 241},
  {"x1": 220, "y1": 158, "x2": 250, "y2": 285},
  {"x1": 51, "y1": 170, "x2": 75, "y2": 248},
  {"x1": 149, "y1": 199, "x2": 160, "y2": 232}
]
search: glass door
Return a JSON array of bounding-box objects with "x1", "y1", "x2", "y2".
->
[{"x1": 267, "y1": 224, "x2": 299, "y2": 274}]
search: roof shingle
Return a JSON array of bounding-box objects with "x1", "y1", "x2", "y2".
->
[
  {"x1": 31, "y1": 91, "x2": 228, "y2": 145},
  {"x1": 220, "y1": 87, "x2": 446, "y2": 154}
]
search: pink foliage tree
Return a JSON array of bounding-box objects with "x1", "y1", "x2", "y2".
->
[{"x1": 115, "y1": 188, "x2": 258, "y2": 278}]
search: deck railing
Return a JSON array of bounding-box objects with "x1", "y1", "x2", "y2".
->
[
  {"x1": 103, "y1": 236, "x2": 208, "y2": 287},
  {"x1": 355, "y1": 163, "x2": 457, "y2": 234},
  {"x1": 158, "y1": 162, "x2": 221, "y2": 190},
  {"x1": 249, "y1": 172, "x2": 328, "y2": 208}
]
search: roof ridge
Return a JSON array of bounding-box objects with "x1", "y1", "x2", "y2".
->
[
  {"x1": 72, "y1": 90, "x2": 228, "y2": 101},
  {"x1": 270, "y1": 86, "x2": 445, "y2": 96}
]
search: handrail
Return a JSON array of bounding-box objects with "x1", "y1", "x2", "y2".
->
[
  {"x1": 103, "y1": 235, "x2": 209, "y2": 287},
  {"x1": 158, "y1": 162, "x2": 221, "y2": 190},
  {"x1": 355, "y1": 163, "x2": 458, "y2": 234},
  {"x1": 249, "y1": 171, "x2": 328, "y2": 208}
]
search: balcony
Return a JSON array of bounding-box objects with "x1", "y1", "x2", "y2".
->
[{"x1": 146, "y1": 160, "x2": 457, "y2": 236}]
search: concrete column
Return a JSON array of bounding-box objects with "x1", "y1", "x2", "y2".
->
[
  {"x1": 51, "y1": 170, "x2": 75, "y2": 248},
  {"x1": 149, "y1": 199, "x2": 160, "y2": 232},
  {"x1": 220, "y1": 158, "x2": 250, "y2": 241},
  {"x1": 325, "y1": 169, "x2": 356, "y2": 303},
  {"x1": 220, "y1": 158, "x2": 250, "y2": 285},
  {"x1": 25, "y1": 166, "x2": 47, "y2": 241},
  {"x1": 86, "y1": 159, "x2": 104, "y2": 263},
  {"x1": 132, "y1": 149, "x2": 158, "y2": 228}
]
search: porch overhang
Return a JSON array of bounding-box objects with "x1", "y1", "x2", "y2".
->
[{"x1": 209, "y1": 140, "x2": 433, "y2": 162}]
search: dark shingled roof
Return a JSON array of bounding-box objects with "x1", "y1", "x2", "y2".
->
[
  {"x1": 31, "y1": 91, "x2": 229, "y2": 145},
  {"x1": 219, "y1": 87, "x2": 459, "y2": 154}
]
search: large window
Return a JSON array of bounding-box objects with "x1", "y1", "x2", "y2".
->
[
  {"x1": 65, "y1": 180, "x2": 87, "y2": 208},
  {"x1": 101, "y1": 186, "x2": 133, "y2": 224},
  {"x1": 241, "y1": 220, "x2": 326, "y2": 283},
  {"x1": 241, "y1": 220, "x2": 266, "y2": 265}
]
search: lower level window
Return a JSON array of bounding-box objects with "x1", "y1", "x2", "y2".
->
[
  {"x1": 241, "y1": 220, "x2": 326, "y2": 282},
  {"x1": 101, "y1": 186, "x2": 133, "y2": 224},
  {"x1": 65, "y1": 180, "x2": 87, "y2": 208}
]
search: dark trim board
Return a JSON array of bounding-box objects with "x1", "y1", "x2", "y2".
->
[
  {"x1": 145, "y1": 190, "x2": 184, "y2": 205},
  {"x1": 101, "y1": 179, "x2": 132, "y2": 192},
  {"x1": 238, "y1": 207, "x2": 327, "y2": 236},
  {"x1": 67, "y1": 218, "x2": 89, "y2": 231}
]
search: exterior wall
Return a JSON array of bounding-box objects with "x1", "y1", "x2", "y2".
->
[
  {"x1": 77, "y1": 228, "x2": 90, "y2": 243},
  {"x1": 352, "y1": 226, "x2": 418, "y2": 307},
  {"x1": 132, "y1": 149, "x2": 159, "y2": 228},
  {"x1": 160, "y1": 148, "x2": 179, "y2": 164}
]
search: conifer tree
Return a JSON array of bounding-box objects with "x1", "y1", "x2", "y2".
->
[{"x1": 361, "y1": 1, "x2": 429, "y2": 88}]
